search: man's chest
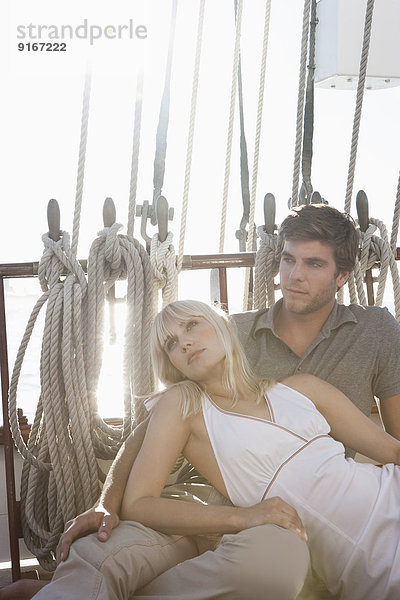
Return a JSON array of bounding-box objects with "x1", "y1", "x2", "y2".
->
[{"x1": 244, "y1": 330, "x2": 377, "y2": 415}]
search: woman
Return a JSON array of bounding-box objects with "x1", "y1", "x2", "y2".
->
[{"x1": 121, "y1": 300, "x2": 400, "y2": 600}]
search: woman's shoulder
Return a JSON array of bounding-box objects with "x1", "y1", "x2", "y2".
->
[{"x1": 145, "y1": 386, "x2": 181, "y2": 413}]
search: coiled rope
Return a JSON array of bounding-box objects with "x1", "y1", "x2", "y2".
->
[
  {"x1": 9, "y1": 61, "x2": 155, "y2": 568},
  {"x1": 86, "y1": 223, "x2": 154, "y2": 440},
  {"x1": 9, "y1": 232, "x2": 98, "y2": 570},
  {"x1": 352, "y1": 218, "x2": 400, "y2": 319}
]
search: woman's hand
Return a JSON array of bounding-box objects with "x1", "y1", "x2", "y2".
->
[
  {"x1": 56, "y1": 506, "x2": 120, "y2": 564},
  {"x1": 236, "y1": 497, "x2": 307, "y2": 542}
]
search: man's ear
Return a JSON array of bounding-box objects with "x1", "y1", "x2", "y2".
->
[{"x1": 336, "y1": 270, "x2": 351, "y2": 290}]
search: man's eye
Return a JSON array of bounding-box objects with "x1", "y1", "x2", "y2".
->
[{"x1": 283, "y1": 257, "x2": 294, "y2": 263}]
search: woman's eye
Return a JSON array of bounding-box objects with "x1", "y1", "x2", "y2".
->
[
  {"x1": 186, "y1": 320, "x2": 197, "y2": 331},
  {"x1": 166, "y1": 339, "x2": 176, "y2": 352}
]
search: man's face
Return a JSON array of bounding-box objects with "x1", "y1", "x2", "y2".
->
[{"x1": 279, "y1": 239, "x2": 349, "y2": 315}]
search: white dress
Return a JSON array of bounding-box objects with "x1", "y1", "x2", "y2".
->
[{"x1": 201, "y1": 382, "x2": 400, "y2": 600}]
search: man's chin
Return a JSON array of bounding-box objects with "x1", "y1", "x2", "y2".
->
[{"x1": 283, "y1": 297, "x2": 310, "y2": 314}]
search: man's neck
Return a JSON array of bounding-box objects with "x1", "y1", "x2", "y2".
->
[{"x1": 274, "y1": 300, "x2": 335, "y2": 357}]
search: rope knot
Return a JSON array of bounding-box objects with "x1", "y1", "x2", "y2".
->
[
  {"x1": 150, "y1": 232, "x2": 176, "y2": 284},
  {"x1": 150, "y1": 232, "x2": 178, "y2": 307},
  {"x1": 257, "y1": 226, "x2": 278, "y2": 251},
  {"x1": 98, "y1": 223, "x2": 124, "y2": 271},
  {"x1": 39, "y1": 231, "x2": 87, "y2": 293}
]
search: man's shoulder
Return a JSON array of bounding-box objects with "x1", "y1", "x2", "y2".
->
[{"x1": 344, "y1": 303, "x2": 396, "y2": 326}]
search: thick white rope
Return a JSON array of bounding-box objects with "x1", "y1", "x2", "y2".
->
[
  {"x1": 353, "y1": 218, "x2": 400, "y2": 319},
  {"x1": 218, "y1": 0, "x2": 243, "y2": 254},
  {"x1": 71, "y1": 66, "x2": 92, "y2": 257},
  {"x1": 243, "y1": 0, "x2": 273, "y2": 310},
  {"x1": 253, "y1": 225, "x2": 279, "y2": 309},
  {"x1": 390, "y1": 170, "x2": 400, "y2": 253},
  {"x1": 86, "y1": 225, "x2": 155, "y2": 440},
  {"x1": 344, "y1": 0, "x2": 375, "y2": 214},
  {"x1": 150, "y1": 232, "x2": 178, "y2": 312},
  {"x1": 9, "y1": 232, "x2": 99, "y2": 569},
  {"x1": 177, "y1": 0, "x2": 206, "y2": 273},
  {"x1": 291, "y1": 0, "x2": 312, "y2": 207}
]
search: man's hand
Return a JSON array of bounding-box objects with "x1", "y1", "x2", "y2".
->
[
  {"x1": 237, "y1": 497, "x2": 307, "y2": 542},
  {"x1": 56, "y1": 506, "x2": 120, "y2": 564}
]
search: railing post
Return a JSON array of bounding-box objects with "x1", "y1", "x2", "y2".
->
[{"x1": 0, "y1": 276, "x2": 21, "y2": 581}]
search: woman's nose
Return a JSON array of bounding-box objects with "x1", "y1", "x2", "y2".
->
[{"x1": 180, "y1": 338, "x2": 192, "y2": 352}]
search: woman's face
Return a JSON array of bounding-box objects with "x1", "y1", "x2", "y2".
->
[{"x1": 163, "y1": 316, "x2": 226, "y2": 384}]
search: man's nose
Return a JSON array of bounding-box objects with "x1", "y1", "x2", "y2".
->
[{"x1": 289, "y1": 262, "x2": 305, "y2": 280}]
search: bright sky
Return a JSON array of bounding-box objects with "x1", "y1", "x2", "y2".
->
[
  {"x1": 2, "y1": 1, "x2": 400, "y2": 299},
  {"x1": 1, "y1": 0, "x2": 400, "y2": 418}
]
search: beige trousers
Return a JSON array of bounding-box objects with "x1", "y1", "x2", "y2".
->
[{"x1": 32, "y1": 483, "x2": 310, "y2": 600}]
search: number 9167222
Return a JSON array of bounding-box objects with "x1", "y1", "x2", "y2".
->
[{"x1": 18, "y1": 42, "x2": 67, "y2": 51}]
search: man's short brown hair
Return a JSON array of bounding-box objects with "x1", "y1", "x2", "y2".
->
[{"x1": 278, "y1": 204, "x2": 359, "y2": 274}]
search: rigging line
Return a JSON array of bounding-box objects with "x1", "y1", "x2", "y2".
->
[
  {"x1": 301, "y1": 0, "x2": 317, "y2": 202},
  {"x1": 291, "y1": 0, "x2": 312, "y2": 207},
  {"x1": 127, "y1": 68, "x2": 144, "y2": 238},
  {"x1": 152, "y1": 0, "x2": 178, "y2": 212},
  {"x1": 247, "y1": 0, "x2": 272, "y2": 251},
  {"x1": 71, "y1": 64, "x2": 92, "y2": 258},
  {"x1": 390, "y1": 169, "x2": 400, "y2": 253},
  {"x1": 219, "y1": 0, "x2": 243, "y2": 254},
  {"x1": 344, "y1": 0, "x2": 375, "y2": 214},
  {"x1": 177, "y1": 0, "x2": 206, "y2": 273},
  {"x1": 243, "y1": 0, "x2": 273, "y2": 311},
  {"x1": 235, "y1": 0, "x2": 251, "y2": 253},
  {"x1": 237, "y1": 53, "x2": 251, "y2": 248}
]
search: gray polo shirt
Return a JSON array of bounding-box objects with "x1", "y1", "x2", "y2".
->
[{"x1": 231, "y1": 300, "x2": 400, "y2": 421}]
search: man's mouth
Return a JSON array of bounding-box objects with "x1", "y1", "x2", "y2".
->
[{"x1": 285, "y1": 287, "x2": 307, "y2": 295}]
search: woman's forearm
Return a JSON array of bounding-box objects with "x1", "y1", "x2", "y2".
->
[
  {"x1": 119, "y1": 495, "x2": 307, "y2": 541},
  {"x1": 120, "y1": 496, "x2": 242, "y2": 535}
]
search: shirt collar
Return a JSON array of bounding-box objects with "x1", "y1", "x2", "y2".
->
[{"x1": 252, "y1": 299, "x2": 358, "y2": 338}]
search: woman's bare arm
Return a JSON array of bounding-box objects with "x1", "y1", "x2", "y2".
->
[
  {"x1": 120, "y1": 389, "x2": 307, "y2": 540},
  {"x1": 283, "y1": 374, "x2": 400, "y2": 465}
]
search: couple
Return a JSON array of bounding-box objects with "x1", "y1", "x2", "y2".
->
[{"x1": 7, "y1": 204, "x2": 400, "y2": 600}]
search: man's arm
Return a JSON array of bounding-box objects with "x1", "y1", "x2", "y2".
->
[
  {"x1": 285, "y1": 374, "x2": 400, "y2": 465},
  {"x1": 380, "y1": 394, "x2": 400, "y2": 440},
  {"x1": 56, "y1": 417, "x2": 149, "y2": 563}
]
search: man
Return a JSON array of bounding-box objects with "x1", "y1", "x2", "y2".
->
[
  {"x1": 6, "y1": 204, "x2": 400, "y2": 599},
  {"x1": 235, "y1": 203, "x2": 400, "y2": 446}
]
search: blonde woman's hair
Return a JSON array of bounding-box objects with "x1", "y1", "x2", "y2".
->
[{"x1": 150, "y1": 300, "x2": 274, "y2": 418}]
